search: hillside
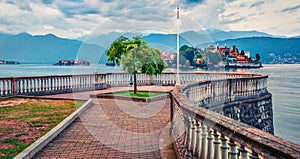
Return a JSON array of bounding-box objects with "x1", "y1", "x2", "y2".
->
[
  {"x1": 0, "y1": 31, "x2": 299, "y2": 64},
  {"x1": 0, "y1": 33, "x2": 107, "y2": 64}
]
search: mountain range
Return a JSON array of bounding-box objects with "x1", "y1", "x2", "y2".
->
[
  {"x1": 0, "y1": 32, "x2": 107, "y2": 64},
  {"x1": 0, "y1": 30, "x2": 299, "y2": 64}
]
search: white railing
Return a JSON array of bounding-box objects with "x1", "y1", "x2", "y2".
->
[{"x1": 0, "y1": 72, "x2": 262, "y2": 97}]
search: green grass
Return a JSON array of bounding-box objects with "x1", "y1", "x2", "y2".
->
[
  {"x1": 112, "y1": 90, "x2": 166, "y2": 98},
  {"x1": 0, "y1": 98, "x2": 85, "y2": 159}
]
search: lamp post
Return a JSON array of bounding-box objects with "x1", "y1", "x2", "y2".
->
[{"x1": 175, "y1": 5, "x2": 181, "y2": 86}]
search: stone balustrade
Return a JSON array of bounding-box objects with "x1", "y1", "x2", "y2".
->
[
  {"x1": 0, "y1": 73, "x2": 107, "y2": 97},
  {"x1": 170, "y1": 76, "x2": 300, "y2": 159},
  {"x1": 0, "y1": 72, "x2": 260, "y2": 97},
  {"x1": 182, "y1": 75, "x2": 268, "y2": 108}
]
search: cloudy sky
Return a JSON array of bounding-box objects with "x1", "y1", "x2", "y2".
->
[{"x1": 0, "y1": 0, "x2": 299, "y2": 39}]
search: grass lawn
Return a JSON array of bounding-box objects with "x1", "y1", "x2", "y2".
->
[
  {"x1": 0, "y1": 98, "x2": 84, "y2": 159},
  {"x1": 113, "y1": 90, "x2": 166, "y2": 98}
]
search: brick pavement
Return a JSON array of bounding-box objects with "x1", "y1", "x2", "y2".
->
[{"x1": 34, "y1": 91, "x2": 176, "y2": 158}]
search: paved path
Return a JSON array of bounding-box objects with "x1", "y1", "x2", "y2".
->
[{"x1": 34, "y1": 86, "x2": 176, "y2": 158}]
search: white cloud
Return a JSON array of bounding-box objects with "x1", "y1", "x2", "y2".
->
[
  {"x1": 0, "y1": 0, "x2": 299, "y2": 38},
  {"x1": 220, "y1": 0, "x2": 300, "y2": 36},
  {"x1": 43, "y1": 25, "x2": 54, "y2": 30}
]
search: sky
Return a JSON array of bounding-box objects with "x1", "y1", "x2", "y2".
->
[{"x1": 0, "y1": 0, "x2": 299, "y2": 39}]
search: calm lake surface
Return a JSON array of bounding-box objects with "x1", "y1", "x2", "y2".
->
[{"x1": 0, "y1": 64, "x2": 299, "y2": 144}]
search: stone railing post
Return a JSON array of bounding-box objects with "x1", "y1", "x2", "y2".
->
[
  {"x1": 213, "y1": 130, "x2": 221, "y2": 159},
  {"x1": 12, "y1": 77, "x2": 18, "y2": 95},
  {"x1": 200, "y1": 124, "x2": 207, "y2": 159},
  {"x1": 239, "y1": 145, "x2": 249, "y2": 159},
  {"x1": 207, "y1": 129, "x2": 214, "y2": 159},
  {"x1": 221, "y1": 134, "x2": 228, "y2": 159},
  {"x1": 228, "y1": 139, "x2": 238, "y2": 159}
]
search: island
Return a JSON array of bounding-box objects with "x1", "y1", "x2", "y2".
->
[
  {"x1": 54, "y1": 60, "x2": 90, "y2": 66},
  {"x1": 0, "y1": 60, "x2": 20, "y2": 65}
]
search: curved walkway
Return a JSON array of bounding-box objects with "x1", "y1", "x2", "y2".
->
[{"x1": 34, "y1": 86, "x2": 176, "y2": 158}]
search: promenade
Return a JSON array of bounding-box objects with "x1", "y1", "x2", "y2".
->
[
  {"x1": 34, "y1": 86, "x2": 176, "y2": 158},
  {"x1": 3, "y1": 72, "x2": 299, "y2": 158}
]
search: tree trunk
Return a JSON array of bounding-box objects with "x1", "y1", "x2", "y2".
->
[{"x1": 133, "y1": 73, "x2": 137, "y2": 94}]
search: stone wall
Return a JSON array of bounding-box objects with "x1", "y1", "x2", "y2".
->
[{"x1": 209, "y1": 93, "x2": 274, "y2": 134}]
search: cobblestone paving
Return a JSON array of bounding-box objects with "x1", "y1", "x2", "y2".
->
[{"x1": 34, "y1": 97, "x2": 176, "y2": 158}]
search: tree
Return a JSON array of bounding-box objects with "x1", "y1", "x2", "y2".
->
[
  {"x1": 106, "y1": 36, "x2": 146, "y2": 65},
  {"x1": 179, "y1": 45, "x2": 194, "y2": 52},
  {"x1": 256, "y1": 53, "x2": 261, "y2": 61},
  {"x1": 106, "y1": 36, "x2": 128, "y2": 65},
  {"x1": 107, "y1": 36, "x2": 167, "y2": 94},
  {"x1": 225, "y1": 50, "x2": 229, "y2": 56},
  {"x1": 240, "y1": 50, "x2": 245, "y2": 56}
]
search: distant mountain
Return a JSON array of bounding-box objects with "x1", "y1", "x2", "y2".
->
[
  {"x1": 81, "y1": 30, "x2": 274, "y2": 51},
  {"x1": 0, "y1": 32, "x2": 13, "y2": 42},
  {"x1": 1, "y1": 31, "x2": 298, "y2": 64},
  {"x1": 207, "y1": 30, "x2": 274, "y2": 41},
  {"x1": 0, "y1": 33, "x2": 108, "y2": 64}
]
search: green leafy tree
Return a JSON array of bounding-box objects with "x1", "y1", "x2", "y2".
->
[
  {"x1": 179, "y1": 45, "x2": 194, "y2": 52},
  {"x1": 256, "y1": 53, "x2": 261, "y2": 61},
  {"x1": 240, "y1": 50, "x2": 245, "y2": 56},
  {"x1": 106, "y1": 36, "x2": 146, "y2": 65},
  {"x1": 107, "y1": 36, "x2": 167, "y2": 94}
]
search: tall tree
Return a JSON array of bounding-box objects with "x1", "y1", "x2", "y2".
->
[
  {"x1": 107, "y1": 36, "x2": 166, "y2": 94},
  {"x1": 256, "y1": 53, "x2": 261, "y2": 61},
  {"x1": 240, "y1": 50, "x2": 245, "y2": 56}
]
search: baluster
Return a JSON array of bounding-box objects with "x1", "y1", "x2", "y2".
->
[
  {"x1": 194, "y1": 121, "x2": 201, "y2": 157},
  {"x1": 0, "y1": 80, "x2": 2, "y2": 96},
  {"x1": 184, "y1": 116, "x2": 191, "y2": 156},
  {"x1": 72, "y1": 77, "x2": 75, "y2": 89},
  {"x1": 49, "y1": 78, "x2": 53, "y2": 91},
  {"x1": 21, "y1": 80, "x2": 25, "y2": 94},
  {"x1": 239, "y1": 145, "x2": 249, "y2": 159},
  {"x1": 7, "y1": 80, "x2": 11, "y2": 95},
  {"x1": 207, "y1": 128, "x2": 214, "y2": 159},
  {"x1": 190, "y1": 120, "x2": 196, "y2": 155},
  {"x1": 55, "y1": 78, "x2": 58, "y2": 90},
  {"x1": 221, "y1": 134, "x2": 229, "y2": 159},
  {"x1": 249, "y1": 150, "x2": 259, "y2": 159},
  {"x1": 2, "y1": 80, "x2": 6, "y2": 96},
  {"x1": 228, "y1": 139, "x2": 238, "y2": 159},
  {"x1": 15, "y1": 79, "x2": 20, "y2": 95},
  {"x1": 213, "y1": 130, "x2": 221, "y2": 159},
  {"x1": 37, "y1": 79, "x2": 40, "y2": 92},
  {"x1": 26, "y1": 79, "x2": 30, "y2": 93},
  {"x1": 200, "y1": 123, "x2": 207, "y2": 159},
  {"x1": 61, "y1": 77, "x2": 65, "y2": 90},
  {"x1": 65, "y1": 77, "x2": 69, "y2": 89},
  {"x1": 43, "y1": 79, "x2": 47, "y2": 92}
]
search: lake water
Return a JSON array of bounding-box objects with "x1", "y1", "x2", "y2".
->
[{"x1": 0, "y1": 64, "x2": 299, "y2": 144}]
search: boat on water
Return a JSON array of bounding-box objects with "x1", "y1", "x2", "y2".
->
[
  {"x1": 105, "y1": 62, "x2": 116, "y2": 66},
  {"x1": 225, "y1": 61, "x2": 262, "y2": 68}
]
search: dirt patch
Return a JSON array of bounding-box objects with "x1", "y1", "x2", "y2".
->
[
  {"x1": 0, "y1": 143, "x2": 16, "y2": 149},
  {"x1": 0, "y1": 119, "x2": 46, "y2": 144},
  {"x1": 0, "y1": 98, "x2": 34, "y2": 108}
]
